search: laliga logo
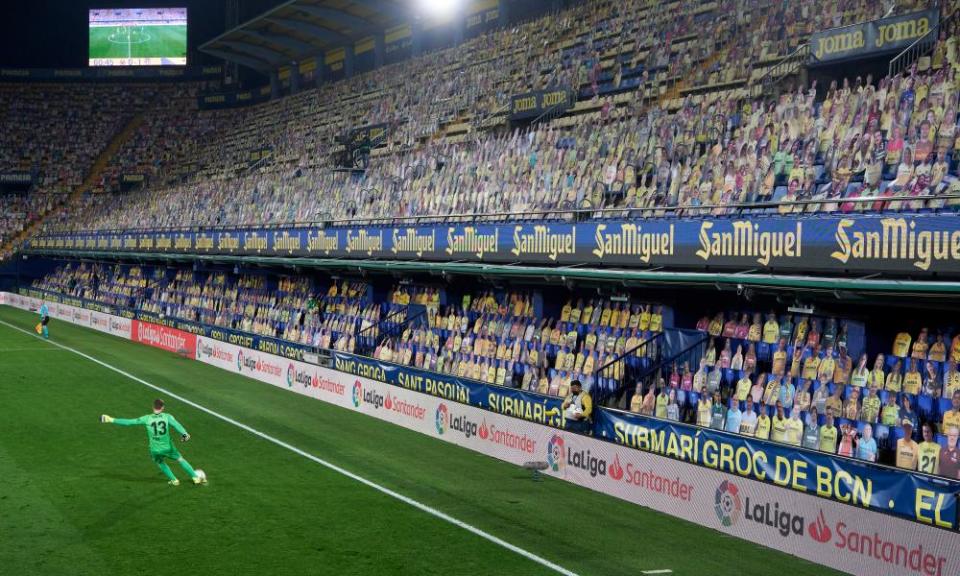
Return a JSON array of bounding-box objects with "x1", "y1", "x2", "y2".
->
[
  {"x1": 286, "y1": 364, "x2": 295, "y2": 388},
  {"x1": 715, "y1": 480, "x2": 742, "y2": 527},
  {"x1": 435, "y1": 404, "x2": 448, "y2": 435},
  {"x1": 237, "y1": 350, "x2": 244, "y2": 372},
  {"x1": 546, "y1": 434, "x2": 565, "y2": 472},
  {"x1": 808, "y1": 509, "x2": 832, "y2": 544},
  {"x1": 352, "y1": 381, "x2": 362, "y2": 408},
  {"x1": 447, "y1": 412, "x2": 480, "y2": 439}
]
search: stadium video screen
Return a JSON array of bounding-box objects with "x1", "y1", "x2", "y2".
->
[{"x1": 88, "y1": 8, "x2": 187, "y2": 66}]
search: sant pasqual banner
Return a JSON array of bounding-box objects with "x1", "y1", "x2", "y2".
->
[
  {"x1": 6, "y1": 293, "x2": 958, "y2": 575},
  {"x1": 26, "y1": 214, "x2": 960, "y2": 276},
  {"x1": 331, "y1": 351, "x2": 567, "y2": 428},
  {"x1": 594, "y1": 408, "x2": 959, "y2": 529},
  {"x1": 510, "y1": 88, "x2": 575, "y2": 120},
  {"x1": 810, "y1": 9, "x2": 939, "y2": 64}
]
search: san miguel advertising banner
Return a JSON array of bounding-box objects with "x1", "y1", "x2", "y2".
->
[
  {"x1": 26, "y1": 213, "x2": 960, "y2": 276},
  {"x1": 595, "y1": 409, "x2": 959, "y2": 530},
  {"x1": 3, "y1": 292, "x2": 960, "y2": 574},
  {"x1": 510, "y1": 87, "x2": 575, "y2": 120},
  {"x1": 810, "y1": 9, "x2": 939, "y2": 64}
]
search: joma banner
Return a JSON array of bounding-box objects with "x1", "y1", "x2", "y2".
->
[
  {"x1": 510, "y1": 88, "x2": 575, "y2": 120},
  {"x1": 810, "y1": 9, "x2": 939, "y2": 64}
]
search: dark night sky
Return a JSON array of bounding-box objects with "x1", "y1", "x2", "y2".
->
[{"x1": 0, "y1": 0, "x2": 283, "y2": 68}]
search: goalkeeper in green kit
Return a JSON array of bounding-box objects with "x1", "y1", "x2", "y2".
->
[{"x1": 100, "y1": 399, "x2": 207, "y2": 486}]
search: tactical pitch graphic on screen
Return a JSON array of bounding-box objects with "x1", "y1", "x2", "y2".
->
[{"x1": 89, "y1": 8, "x2": 187, "y2": 66}]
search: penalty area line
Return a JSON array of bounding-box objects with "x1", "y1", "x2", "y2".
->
[{"x1": 0, "y1": 319, "x2": 581, "y2": 576}]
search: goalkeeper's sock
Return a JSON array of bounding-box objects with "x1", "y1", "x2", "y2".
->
[
  {"x1": 42, "y1": 326, "x2": 48, "y2": 339},
  {"x1": 156, "y1": 461, "x2": 177, "y2": 482},
  {"x1": 177, "y1": 457, "x2": 197, "y2": 479}
]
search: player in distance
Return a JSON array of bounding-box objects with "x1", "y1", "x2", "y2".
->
[{"x1": 35, "y1": 301, "x2": 49, "y2": 339}]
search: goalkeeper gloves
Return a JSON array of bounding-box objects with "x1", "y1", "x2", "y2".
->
[
  {"x1": 100, "y1": 415, "x2": 114, "y2": 424},
  {"x1": 181, "y1": 434, "x2": 190, "y2": 442}
]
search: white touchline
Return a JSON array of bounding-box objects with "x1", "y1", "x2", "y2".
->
[
  {"x1": 0, "y1": 347, "x2": 68, "y2": 352},
  {"x1": 0, "y1": 319, "x2": 580, "y2": 576},
  {"x1": 641, "y1": 570, "x2": 673, "y2": 574}
]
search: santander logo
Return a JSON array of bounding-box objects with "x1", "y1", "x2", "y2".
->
[
  {"x1": 608, "y1": 454, "x2": 624, "y2": 481},
  {"x1": 808, "y1": 509, "x2": 832, "y2": 544}
]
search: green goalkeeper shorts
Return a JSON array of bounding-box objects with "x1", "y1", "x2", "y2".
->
[{"x1": 151, "y1": 448, "x2": 182, "y2": 463}]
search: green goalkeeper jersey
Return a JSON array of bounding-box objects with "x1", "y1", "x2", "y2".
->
[{"x1": 113, "y1": 413, "x2": 187, "y2": 453}]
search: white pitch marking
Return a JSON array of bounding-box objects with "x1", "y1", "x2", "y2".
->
[
  {"x1": 0, "y1": 319, "x2": 581, "y2": 576},
  {"x1": 641, "y1": 570, "x2": 673, "y2": 574},
  {"x1": 0, "y1": 347, "x2": 67, "y2": 352}
]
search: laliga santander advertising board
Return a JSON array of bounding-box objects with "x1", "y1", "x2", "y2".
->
[
  {"x1": 132, "y1": 320, "x2": 196, "y2": 357},
  {"x1": 2, "y1": 292, "x2": 131, "y2": 339},
  {"x1": 187, "y1": 334, "x2": 960, "y2": 576},
  {"x1": 3, "y1": 294, "x2": 959, "y2": 574},
  {"x1": 195, "y1": 336, "x2": 349, "y2": 407}
]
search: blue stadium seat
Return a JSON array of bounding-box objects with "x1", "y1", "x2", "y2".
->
[
  {"x1": 891, "y1": 426, "x2": 906, "y2": 443},
  {"x1": 939, "y1": 397, "x2": 953, "y2": 418},
  {"x1": 758, "y1": 342, "x2": 770, "y2": 360},
  {"x1": 917, "y1": 394, "x2": 934, "y2": 420}
]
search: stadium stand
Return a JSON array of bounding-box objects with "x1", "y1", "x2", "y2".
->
[
  {"x1": 0, "y1": 82, "x2": 205, "y2": 259},
  {"x1": 9, "y1": 3, "x2": 960, "y2": 573},
  {"x1": 5, "y1": 0, "x2": 960, "y2": 486},
  {"x1": 18, "y1": 0, "x2": 952, "y2": 236},
  {"x1": 26, "y1": 259, "x2": 959, "y2": 478}
]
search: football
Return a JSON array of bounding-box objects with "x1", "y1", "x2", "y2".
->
[{"x1": 195, "y1": 469, "x2": 207, "y2": 483}]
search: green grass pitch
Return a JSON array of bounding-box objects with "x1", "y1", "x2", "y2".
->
[
  {"x1": 88, "y1": 25, "x2": 186, "y2": 62},
  {"x1": 0, "y1": 305, "x2": 842, "y2": 575}
]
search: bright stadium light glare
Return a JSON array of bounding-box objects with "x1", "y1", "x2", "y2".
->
[{"x1": 412, "y1": 0, "x2": 465, "y2": 21}]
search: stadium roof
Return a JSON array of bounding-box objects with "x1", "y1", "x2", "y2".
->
[{"x1": 200, "y1": 0, "x2": 413, "y2": 72}]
